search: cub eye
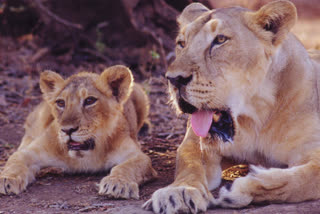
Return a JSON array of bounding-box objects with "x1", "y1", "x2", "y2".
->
[
  {"x1": 177, "y1": 40, "x2": 185, "y2": 48},
  {"x1": 56, "y1": 99, "x2": 65, "y2": 108},
  {"x1": 214, "y1": 34, "x2": 228, "y2": 45},
  {"x1": 83, "y1": 96, "x2": 97, "y2": 107}
]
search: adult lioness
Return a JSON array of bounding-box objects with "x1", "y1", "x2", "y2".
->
[
  {"x1": 0, "y1": 65, "x2": 157, "y2": 199},
  {"x1": 143, "y1": 1, "x2": 320, "y2": 213}
]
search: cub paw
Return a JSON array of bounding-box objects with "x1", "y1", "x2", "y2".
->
[
  {"x1": 98, "y1": 176, "x2": 139, "y2": 199},
  {"x1": 142, "y1": 185, "x2": 211, "y2": 214},
  {"x1": 0, "y1": 176, "x2": 27, "y2": 195}
]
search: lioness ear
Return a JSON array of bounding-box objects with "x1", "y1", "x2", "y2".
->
[
  {"x1": 100, "y1": 65, "x2": 133, "y2": 103},
  {"x1": 245, "y1": 0, "x2": 297, "y2": 46},
  {"x1": 178, "y1": 3, "x2": 210, "y2": 26},
  {"x1": 40, "y1": 70, "x2": 64, "y2": 95}
]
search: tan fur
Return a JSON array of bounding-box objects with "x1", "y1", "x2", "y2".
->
[
  {"x1": 0, "y1": 65, "x2": 156, "y2": 199},
  {"x1": 143, "y1": 1, "x2": 320, "y2": 213}
]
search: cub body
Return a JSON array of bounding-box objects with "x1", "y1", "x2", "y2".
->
[
  {"x1": 144, "y1": 1, "x2": 320, "y2": 213},
  {"x1": 0, "y1": 65, "x2": 156, "y2": 199}
]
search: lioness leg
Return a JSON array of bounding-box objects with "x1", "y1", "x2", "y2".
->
[
  {"x1": 99, "y1": 138, "x2": 157, "y2": 199},
  {"x1": 214, "y1": 160, "x2": 320, "y2": 208},
  {"x1": 0, "y1": 137, "x2": 61, "y2": 194},
  {"x1": 143, "y1": 126, "x2": 222, "y2": 213}
]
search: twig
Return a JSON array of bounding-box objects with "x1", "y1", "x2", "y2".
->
[
  {"x1": 78, "y1": 48, "x2": 111, "y2": 64},
  {"x1": 141, "y1": 26, "x2": 168, "y2": 70},
  {"x1": 79, "y1": 34, "x2": 116, "y2": 58},
  {"x1": 30, "y1": 47, "x2": 50, "y2": 63},
  {"x1": 33, "y1": 0, "x2": 83, "y2": 30},
  {"x1": 121, "y1": 3, "x2": 168, "y2": 70}
]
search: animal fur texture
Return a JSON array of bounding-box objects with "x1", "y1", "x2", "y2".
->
[
  {"x1": 143, "y1": 1, "x2": 320, "y2": 213},
  {"x1": 0, "y1": 65, "x2": 157, "y2": 199}
]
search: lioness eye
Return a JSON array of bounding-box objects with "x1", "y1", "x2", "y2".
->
[
  {"x1": 56, "y1": 99, "x2": 65, "y2": 108},
  {"x1": 209, "y1": 34, "x2": 229, "y2": 56},
  {"x1": 177, "y1": 40, "x2": 185, "y2": 48},
  {"x1": 215, "y1": 34, "x2": 228, "y2": 44},
  {"x1": 84, "y1": 96, "x2": 97, "y2": 107}
]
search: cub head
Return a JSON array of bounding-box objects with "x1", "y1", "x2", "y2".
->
[
  {"x1": 166, "y1": 1, "x2": 297, "y2": 142},
  {"x1": 40, "y1": 65, "x2": 133, "y2": 155}
]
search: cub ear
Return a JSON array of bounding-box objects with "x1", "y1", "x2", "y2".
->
[
  {"x1": 178, "y1": 3, "x2": 210, "y2": 27},
  {"x1": 40, "y1": 70, "x2": 64, "y2": 95},
  {"x1": 100, "y1": 65, "x2": 133, "y2": 103},
  {"x1": 245, "y1": 0, "x2": 297, "y2": 46}
]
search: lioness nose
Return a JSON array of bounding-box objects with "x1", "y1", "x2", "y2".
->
[
  {"x1": 167, "y1": 75, "x2": 193, "y2": 89},
  {"x1": 61, "y1": 126, "x2": 79, "y2": 135}
]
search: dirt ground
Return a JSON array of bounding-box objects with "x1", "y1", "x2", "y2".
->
[{"x1": 1, "y1": 1, "x2": 320, "y2": 214}]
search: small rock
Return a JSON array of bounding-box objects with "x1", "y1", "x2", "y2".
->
[
  {"x1": 91, "y1": 202, "x2": 114, "y2": 207},
  {"x1": 106, "y1": 205, "x2": 152, "y2": 214},
  {"x1": 31, "y1": 198, "x2": 37, "y2": 203},
  {"x1": 0, "y1": 95, "x2": 7, "y2": 106},
  {"x1": 78, "y1": 206, "x2": 96, "y2": 212},
  {"x1": 60, "y1": 201, "x2": 69, "y2": 209}
]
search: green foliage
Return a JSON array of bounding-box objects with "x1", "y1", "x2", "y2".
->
[
  {"x1": 141, "y1": 80, "x2": 151, "y2": 95},
  {"x1": 95, "y1": 28, "x2": 106, "y2": 53},
  {"x1": 149, "y1": 50, "x2": 160, "y2": 60}
]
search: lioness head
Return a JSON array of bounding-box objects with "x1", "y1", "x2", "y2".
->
[
  {"x1": 167, "y1": 1, "x2": 297, "y2": 142},
  {"x1": 40, "y1": 65, "x2": 133, "y2": 154}
]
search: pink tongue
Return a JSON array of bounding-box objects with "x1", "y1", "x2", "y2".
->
[
  {"x1": 69, "y1": 141, "x2": 81, "y2": 146},
  {"x1": 191, "y1": 111, "x2": 213, "y2": 137}
]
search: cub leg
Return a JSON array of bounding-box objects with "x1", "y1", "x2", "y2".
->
[
  {"x1": 143, "y1": 126, "x2": 222, "y2": 214},
  {"x1": 98, "y1": 137, "x2": 157, "y2": 199},
  {"x1": 0, "y1": 137, "x2": 61, "y2": 195},
  {"x1": 214, "y1": 159, "x2": 320, "y2": 208}
]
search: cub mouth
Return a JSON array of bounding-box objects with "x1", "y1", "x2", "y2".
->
[
  {"x1": 178, "y1": 98, "x2": 235, "y2": 142},
  {"x1": 67, "y1": 138, "x2": 95, "y2": 151}
]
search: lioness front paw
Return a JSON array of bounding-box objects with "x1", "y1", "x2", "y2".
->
[
  {"x1": 142, "y1": 185, "x2": 211, "y2": 214},
  {"x1": 0, "y1": 176, "x2": 27, "y2": 195},
  {"x1": 98, "y1": 176, "x2": 139, "y2": 199},
  {"x1": 211, "y1": 177, "x2": 253, "y2": 208}
]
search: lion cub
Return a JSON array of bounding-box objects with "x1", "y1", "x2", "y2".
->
[{"x1": 0, "y1": 65, "x2": 157, "y2": 199}]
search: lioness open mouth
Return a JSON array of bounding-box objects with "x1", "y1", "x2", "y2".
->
[
  {"x1": 191, "y1": 109, "x2": 235, "y2": 143},
  {"x1": 67, "y1": 138, "x2": 95, "y2": 151},
  {"x1": 178, "y1": 98, "x2": 235, "y2": 142}
]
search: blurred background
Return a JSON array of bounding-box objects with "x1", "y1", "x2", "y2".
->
[{"x1": 0, "y1": 0, "x2": 319, "y2": 80}]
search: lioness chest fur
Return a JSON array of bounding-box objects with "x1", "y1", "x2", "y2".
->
[
  {"x1": 0, "y1": 65, "x2": 157, "y2": 199},
  {"x1": 144, "y1": 1, "x2": 320, "y2": 213}
]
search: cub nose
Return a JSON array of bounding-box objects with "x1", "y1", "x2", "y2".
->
[
  {"x1": 167, "y1": 75, "x2": 193, "y2": 89},
  {"x1": 61, "y1": 126, "x2": 79, "y2": 135}
]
